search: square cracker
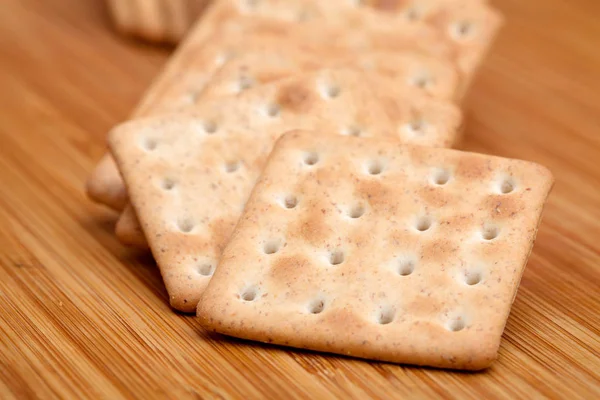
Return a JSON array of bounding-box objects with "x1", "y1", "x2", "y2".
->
[
  {"x1": 115, "y1": 48, "x2": 461, "y2": 249},
  {"x1": 114, "y1": 59, "x2": 461, "y2": 250},
  {"x1": 109, "y1": 68, "x2": 462, "y2": 312},
  {"x1": 87, "y1": 0, "x2": 501, "y2": 211},
  {"x1": 197, "y1": 131, "x2": 553, "y2": 370}
]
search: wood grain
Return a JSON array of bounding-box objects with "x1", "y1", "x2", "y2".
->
[{"x1": 1, "y1": 0, "x2": 599, "y2": 398}]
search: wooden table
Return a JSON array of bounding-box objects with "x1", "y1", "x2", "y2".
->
[{"x1": 1, "y1": 0, "x2": 599, "y2": 398}]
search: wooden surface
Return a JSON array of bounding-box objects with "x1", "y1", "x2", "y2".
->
[{"x1": 1, "y1": 0, "x2": 599, "y2": 398}]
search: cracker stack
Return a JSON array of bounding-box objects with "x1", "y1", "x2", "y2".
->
[{"x1": 89, "y1": 0, "x2": 555, "y2": 369}]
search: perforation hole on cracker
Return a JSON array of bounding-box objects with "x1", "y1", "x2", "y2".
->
[
  {"x1": 347, "y1": 204, "x2": 366, "y2": 219},
  {"x1": 263, "y1": 240, "x2": 282, "y2": 255},
  {"x1": 307, "y1": 298, "x2": 326, "y2": 314},
  {"x1": 197, "y1": 262, "x2": 215, "y2": 277},
  {"x1": 240, "y1": 286, "x2": 259, "y2": 302},
  {"x1": 303, "y1": 152, "x2": 319, "y2": 166},
  {"x1": 447, "y1": 316, "x2": 467, "y2": 332},
  {"x1": 329, "y1": 250, "x2": 345, "y2": 266},
  {"x1": 225, "y1": 161, "x2": 241, "y2": 173},
  {"x1": 376, "y1": 306, "x2": 396, "y2": 325},
  {"x1": 396, "y1": 256, "x2": 416, "y2": 276},
  {"x1": 404, "y1": 7, "x2": 420, "y2": 21},
  {"x1": 451, "y1": 21, "x2": 475, "y2": 40},
  {"x1": 341, "y1": 126, "x2": 362, "y2": 137},
  {"x1": 264, "y1": 103, "x2": 281, "y2": 117},
  {"x1": 463, "y1": 269, "x2": 483, "y2": 286},
  {"x1": 141, "y1": 137, "x2": 158, "y2": 151},
  {"x1": 215, "y1": 50, "x2": 236, "y2": 67},
  {"x1": 366, "y1": 160, "x2": 384, "y2": 175},
  {"x1": 431, "y1": 168, "x2": 451, "y2": 185},
  {"x1": 414, "y1": 215, "x2": 433, "y2": 232},
  {"x1": 177, "y1": 218, "x2": 195, "y2": 233},
  {"x1": 184, "y1": 91, "x2": 200, "y2": 105},
  {"x1": 480, "y1": 223, "x2": 500, "y2": 240},
  {"x1": 498, "y1": 177, "x2": 516, "y2": 194},
  {"x1": 411, "y1": 73, "x2": 432, "y2": 89},
  {"x1": 281, "y1": 195, "x2": 298, "y2": 209},
  {"x1": 404, "y1": 119, "x2": 426, "y2": 137},
  {"x1": 161, "y1": 178, "x2": 176, "y2": 191},
  {"x1": 237, "y1": 76, "x2": 255, "y2": 92},
  {"x1": 201, "y1": 120, "x2": 218, "y2": 134},
  {"x1": 320, "y1": 83, "x2": 341, "y2": 99}
]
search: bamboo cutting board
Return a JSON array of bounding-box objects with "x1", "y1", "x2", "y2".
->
[{"x1": 1, "y1": 0, "x2": 599, "y2": 398}]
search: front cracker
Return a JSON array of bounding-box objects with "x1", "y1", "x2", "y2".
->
[{"x1": 198, "y1": 130, "x2": 554, "y2": 370}]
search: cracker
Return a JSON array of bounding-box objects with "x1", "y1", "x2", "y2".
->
[
  {"x1": 115, "y1": 205, "x2": 149, "y2": 249},
  {"x1": 197, "y1": 130, "x2": 553, "y2": 370},
  {"x1": 109, "y1": 69, "x2": 462, "y2": 312},
  {"x1": 87, "y1": 0, "x2": 501, "y2": 210},
  {"x1": 115, "y1": 60, "x2": 462, "y2": 250},
  {"x1": 105, "y1": 0, "x2": 209, "y2": 43}
]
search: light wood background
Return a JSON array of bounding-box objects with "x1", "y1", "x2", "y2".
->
[{"x1": 1, "y1": 0, "x2": 599, "y2": 398}]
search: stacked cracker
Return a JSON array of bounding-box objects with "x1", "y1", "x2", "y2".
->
[
  {"x1": 89, "y1": 0, "x2": 555, "y2": 370},
  {"x1": 106, "y1": 0, "x2": 211, "y2": 43}
]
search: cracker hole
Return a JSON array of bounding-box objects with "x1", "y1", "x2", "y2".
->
[
  {"x1": 329, "y1": 250, "x2": 345, "y2": 266},
  {"x1": 243, "y1": 0, "x2": 259, "y2": 9},
  {"x1": 296, "y1": 7, "x2": 313, "y2": 22},
  {"x1": 225, "y1": 161, "x2": 240, "y2": 173},
  {"x1": 464, "y1": 270, "x2": 482, "y2": 286},
  {"x1": 240, "y1": 286, "x2": 258, "y2": 302},
  {"x1": 377, "y1": 306, "x2": 395, "y2": 325},
  {"x1": 366, "y1": 160, "x2": 384, "y2": 175},
  {"x1": 341, "y1": 126, "x2": 362, "y2": 137},
  {"x1": 263, "y1": 240, "x2": 281, "y2": 255},
  {"x1": 397, "y1": 259, "x2": 416, "y2": 276},
  {"x1": 202, "y1": 120, "x2": 218, "y2": 134},
  {"x1": 307, "y1": 298, "x2": 326, "y2": 314},
  {"x1": 237, "y1": 75, "x2": 254, "y2": 92},
  {"x1": 499, "y1": 178, "x2": 516, "y2": 194},
  {"x1": 412, "y1": 74, "x2": 432, "y2": 89},
  {"x1": 197, "y1": 263, "x2": 214, "y2": 276},
  {"x1": 452, "y1": 21, "x2": 474, "y2": 40},
  {"x1": 431, "y1": 168, "x2": 451, "y2": 186},
  {"x1": 142, "y1": 137, "x2": 157, "y2": 151},
  {"x1": 322, "y1": 84, "x2": 341, "y2": 99},
  {"x1": 177, "y1": 219, "x2": 195, "y2": 233},
  {"x1": 282, "y1": 195, "x2": 298, "y2": 209},
  {"x1": 215, "y1": 49, "x2": 235, "y2": 67},
  {"x1": 404, "y1": 119, "x2": 426, "y2": 136},
  {"x1": 481, "y1": 224, "x2": 499, "y2": 241},
  {"x1": 303, "y1": 152, "x2": 319, "y2": 166},
  {"x1": 415, "y1": 216, "x2": 432, "y2": 232},
  {"x1": 183, "y1": 91, "x2": 199, "y2": 105},
  {"x1": 265, "y1": 103, "x2": 280, "y2": 117},
  {"x1": 161, "y1": 178, "x2": 176, "y2": 191},
  {"x1": 447, "y1": 317, "x2": 466, "y2": 332},
  {"x1": 405, "y1": 8, "x2": 420, "y2": 21},
  {"x1": 348, "y1": 204, "x2": 365, "y2": 219}
]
